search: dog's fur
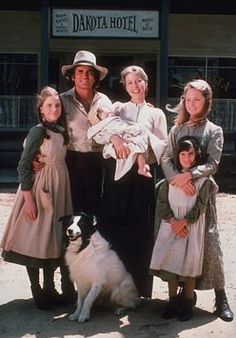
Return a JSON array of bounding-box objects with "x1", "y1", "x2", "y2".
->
[{"x1": 60, "y1": 213, "x2": 139, "y2": 323}]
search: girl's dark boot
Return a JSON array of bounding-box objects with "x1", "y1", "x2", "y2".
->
[
  {"x1": 214, "y1": 289, "x2": 234, "y2": 322},
  {"x1": 162, "y1": 296, "x2": 179, "y2": 319},
  {"x1": 177, "y1": 287, "x2": 197, "y2": 308},
  {"x1": 178, "y1": 298, "x2": 193, "y2": 321},
  {"x1": 43, "y1": 267, "x2": 64, "y2": 306},
  {"x1": 26, "y1": 267, "x2": 51, "y2": 310}
]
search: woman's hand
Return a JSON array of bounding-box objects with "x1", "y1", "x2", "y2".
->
[
  {"x1": 171, "y1": 172, "x2": 192, "y2": 187},
  {"x1": 23, "y1": 191, "x2": 38, "y2": 220},
  {"x1": 32, "y1": 154, "x2": 46, "y2": 172},
  {"x1": 110, "y1": 135, "x2": 131, "y2": 159},
  {"x1": 181, "y1": 181, "x2": 196, "y2": 195},
  {"x1": 171, "y1": 172, "x2": 196, "y2": 196}
]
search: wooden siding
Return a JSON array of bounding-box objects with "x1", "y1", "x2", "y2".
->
[
  {"x1": 0, "y1": 11, "x2": 40, "y2": 52},
  {"x1": 169, "y1": 14, "x2": 236, "y2": 56}
]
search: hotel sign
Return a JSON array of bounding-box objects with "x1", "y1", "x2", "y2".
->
[{"x1": 52, "y1": 9, "x2": 159, "y2": 38}]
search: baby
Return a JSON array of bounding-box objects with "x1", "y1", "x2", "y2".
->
[{"x1": 88, "y1": 106, "x2": 166, "y2": 180}]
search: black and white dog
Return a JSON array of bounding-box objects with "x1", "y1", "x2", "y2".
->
[{"x1": 60, "y1": 212, "x2": 139, "y2": 323}]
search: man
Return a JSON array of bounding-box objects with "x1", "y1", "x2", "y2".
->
[{"x1": 61, "y1": 50, "x2": 112, "y2": 214}]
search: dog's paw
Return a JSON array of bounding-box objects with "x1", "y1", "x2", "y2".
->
[
  {"x1": 115, "y1": 307, "x2": 127, "y2": 316},
  {"x1": 68, "y1": 313, "x2": 79, "y2": 321},
  {"x1": 78, "y1": 311, "x2": 90, "y2": 323},
  {"x1": 133, "y1": 297, "x2": 142, "y2": 308}
]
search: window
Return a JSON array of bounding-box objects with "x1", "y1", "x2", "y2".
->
[
  {"x1": 207, "y1": 58, "x2": 236, "y2": 99},
  {"x1": 168, "y1": 56, "x2": 236, "y2": 134},
  {"x1": 168, "y1": 56, "x2": 236, "y2": 99},
  {"x1": 0, "y1": 54, "x2": 38, "y2": 128}
]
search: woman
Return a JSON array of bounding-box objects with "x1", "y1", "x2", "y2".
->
[
  {"x1": 161, "y1": 79, "x2": 234, "y2": 322},
  {"x1": 96, "y1": 65, "x2": 168, "y2": 298}
]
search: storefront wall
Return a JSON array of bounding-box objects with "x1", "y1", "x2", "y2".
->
[
  {"x1": 1, "y1": 11, "x2": 236, "y2": 126},
  {"x1": 170, "y1": 14, "x2": 236, "y2": 56},
  {"x1": 0, "y1": 9, "x2": 235, "y2": 182},
  {"x1": 0, "y1": 11, "x2": 40, "y2": 51}
]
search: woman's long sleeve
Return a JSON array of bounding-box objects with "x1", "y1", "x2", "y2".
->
[
  {"x1": 160, "y1": 127, "x2": 179, "y2": 181},
  {"x1": 190, "y1": 125, "x2": 224, "y2": 179},
  {"x1": 161, "y1": 121, "x2": 224, "y2": 181}
]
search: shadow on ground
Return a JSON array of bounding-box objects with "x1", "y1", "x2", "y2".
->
[{"x1": 0, "y1": 297, "x2": 216, "y2": 338}]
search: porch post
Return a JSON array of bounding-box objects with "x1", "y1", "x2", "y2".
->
[
  {"x1": 159, "y1": 0, "x2": 170, "y2": 111},
  {"x1": 40, "y1": 0, "x2": 49, "y2": 88}
]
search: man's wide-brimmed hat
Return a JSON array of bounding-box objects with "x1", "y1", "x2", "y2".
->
[{"x1": 61, "y1": 50, "x2": 108, "y2": 81}]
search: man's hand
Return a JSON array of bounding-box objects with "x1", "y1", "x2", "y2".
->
[
  {"x1": 32, "y1": 154, "x2": 46, "y2": 172},
  {"x1": 110, "y1": 135, "x2": 130, "y2": 159}
]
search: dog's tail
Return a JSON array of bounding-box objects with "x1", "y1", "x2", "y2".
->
[{"x1": 111, "y1": 276, "x2": 139, "y2": 308}]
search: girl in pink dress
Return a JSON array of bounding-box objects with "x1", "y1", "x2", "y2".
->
[{"x1": 1, "y1": 87, "x2": 73, "y2": 310}]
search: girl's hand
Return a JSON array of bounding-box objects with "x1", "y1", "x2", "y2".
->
[
  {"x1": 23, "y1": 191, "x2": 38, "y2": 220},
  {"x1": 23, "y1": 199, "x2": 38, "y2": 220},
  {"x1": 181, "y1": 181, "x2": 196, "y2": 196},
  {"x1": 170, "y1": 218, "x2": 188, "y2": 237},
  {"x1": 176, "y1": 227, "x2": 188, "y2": 238},
  {"x1": 110, "y1": 135, "x2": 130, "y2": 159}
]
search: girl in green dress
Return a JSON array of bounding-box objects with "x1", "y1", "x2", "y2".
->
[
  {"x1": 151, "y1": 136, "x2": 212, "y2": 321},
  {"x1": 1, "y1": 87, "x2": 73, "y2": 310}
]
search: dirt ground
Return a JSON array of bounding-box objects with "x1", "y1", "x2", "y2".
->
[{"x1": 0, "y1": 189, "x2": 235, "y2": 338}]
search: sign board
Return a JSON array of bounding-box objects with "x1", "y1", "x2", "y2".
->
[{"x1": 52, "y1": 9, "x2": 159, "y2": 38}]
